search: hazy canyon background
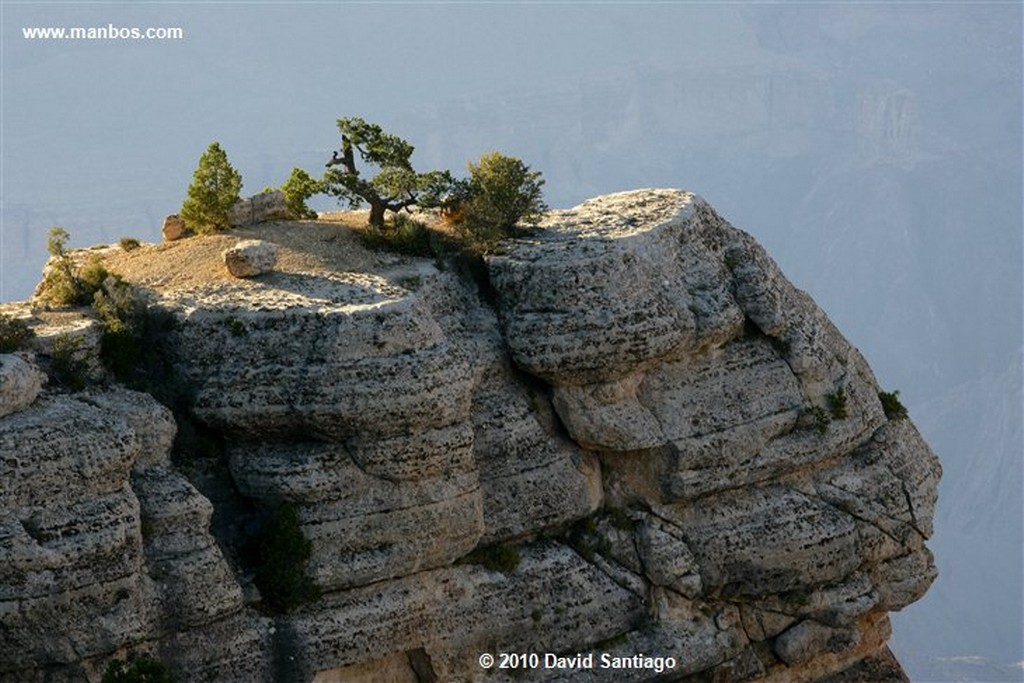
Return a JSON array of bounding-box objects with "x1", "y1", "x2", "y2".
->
[{"x1": 2, "y1": 3, "x2": 1021, "y2": 681}]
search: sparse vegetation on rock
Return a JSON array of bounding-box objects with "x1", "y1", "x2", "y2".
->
[
  {"x1": 322, "y1": 117, "x2": 453, "y2": 229},
  {"x1": 101, "y1": 654, "x2": 177, "y2": 683},
  {"x1": 247, "y1": 503, "x2": 320, "y2": 612},
  {"x1": 879, "y1": 389, "x2": 908, "y2": 420},
  {"x1": 93, "y1": 276, "x2": 144, "y2": 378},
  {"x1": 0, "y1": 313, "x2": 33, "y2": 352},
  {"x1": 810, "y1": 404, "x2": 832, "y2": 434},
  {"x1": 35, "y1": 227, "x2": 110, "y2": 307},
  {"x1": 50, "y1": 332, "x2": 89, "y2": 391},
  {"x1": 828, "y1": 386, "x2": 848, "y2": 419},
  {"x1": 462, "y1": 543, "x2": 521, "y2": 573},
  {"x1": 180, "y1": 142, "x2": 242, "y2": 234},
  {"x1": 456, "y1": 151, "x2": 546, "y2": 248}
]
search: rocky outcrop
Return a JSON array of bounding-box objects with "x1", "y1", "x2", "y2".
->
[
  {"x1": 0, "y1": 189, "x2": 939, "y2": 683},
  {"x1": 228, "y1": 190, "x2": 290, "y2": 227}
]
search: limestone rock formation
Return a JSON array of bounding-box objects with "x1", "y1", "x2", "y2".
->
[
  {"x1": 0, "y1": 354, "x2": 45, "y2": 417},
  {"x1": 228, "y1": 190, "x2": 290, "y2": 227},
  {"x1": 222, "y1": 240, "x2": 278, "y2": 278},
  {"x1": 0, "y1": 189, "x2": 939, "y2": 683}
]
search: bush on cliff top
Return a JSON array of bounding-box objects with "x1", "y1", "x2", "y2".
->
[
  {"x1": 36, "y1": 227, "x2": 111, "y2": 307},
  {"x1": 180, "y1": 142, "x2": 242, "y2": 234},
  {"x1": 459, "y1": 151, "x2": 546, "y2": 246},
  {"x1": 0, "y1": 313, "x2": 34, "y2": 353}
]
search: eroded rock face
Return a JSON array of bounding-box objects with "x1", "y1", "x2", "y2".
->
[{"x1": 1, "y1": 189, "x2": 939, "y2": 683}]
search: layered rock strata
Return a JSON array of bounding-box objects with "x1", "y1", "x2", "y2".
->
[{"x1": 0, "y1": 190, "x2": 939, "y2": 683}]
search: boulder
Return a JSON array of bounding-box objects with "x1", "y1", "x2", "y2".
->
[
  {"x1": 162, "y1": 214, "x2": 187, "y2": 241},
  {"x1": 0, "y1": 354, "x2": 45, "y2": 417},
  {"x1": 228, "y1": 190, "x2": 290, "y2": 227},
  {"x1": 222, "y1": 240, "x2": 278, "y2": 278}
]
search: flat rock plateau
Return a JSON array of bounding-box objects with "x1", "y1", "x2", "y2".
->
[{"x1": 0, "y1": 189, "x2": 939, "y2": 682}]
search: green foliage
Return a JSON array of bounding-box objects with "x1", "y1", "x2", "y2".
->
[
  {"x1": 396, "y1": 274, "x2": 422, "y2": 291},
  {"x1": 356, "y1": 214, "x2": 454, "y2": 258},
  {"x1": 37, "y1": 228, "x2": 112, "y2": 307},
  {"x1": 180, "y1": 142, "x2": 242, "y2": 234},
  {"x1": 457, "y1": 152, "x2": 546, "y2": 249},
  {"x1": 226, "y1": 317, "x2": 246, "y2": 337},
  {"x1": 248, "y1": 503, "x2": 320, "y2": 612},
  {"x1": 566, "y1": 515, "x2": 610, "y2": 561},
  {"x1": 119, "y1": 237, "x2": 141, "y2": 251},
  {"x1": 0, "y1": 314, "x2": 34, "y2": 352},
  {"x1": 172, "y1": 415, "x2": 223, "y2": 461},
  {"x1": 827, "y1": 386, "x2": 848, "y2": 419},
  {"x1": 769, "y1": 335, "x2": 792, "y2": 356},
  {"x1": 93, "y1": 277, "x2": 144, "y2": 378},
  {"x1": 462, "y1": 543, "x2": 521, "y2": 573},
  {"x1": 37, "y1": 228, "x2": 80, "y2": 306},
  {"x1": 605, "y1": 507, "x2": 637, "y2": 532},
  {"x1": 78, "y1": 256, "x2": 110, "y2": 295},
  {"x1": 281, "y1": 167, "x2": 322, "y2": 219},
  {"x1": 51, "y1": 333, "x2": 89, "y2": 391},
  {"x1": 102, "y1": 655, "x2": 176, "y2": 683},
  {"x1": 810, "y1": 405, "x2": 832, "y2": 434},
  {"x1": 322, "y1": 117, "x2": 454, "y2": 229},
  {"x1": 879, "y1": 390, "x2": 908, "y2": 420}
]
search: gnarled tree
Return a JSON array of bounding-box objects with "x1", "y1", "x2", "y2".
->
[{"x1": 322, "y1": 117, "x2": 451, "y2": 229}]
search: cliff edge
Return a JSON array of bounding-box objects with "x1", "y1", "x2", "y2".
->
[{"x1": 0, "y1": 189, "x2": 939, "y2": 682}]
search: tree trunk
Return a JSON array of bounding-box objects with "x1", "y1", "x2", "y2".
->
[{"x1": 369, "y1": 202, "x2": 386, "y2": 229}]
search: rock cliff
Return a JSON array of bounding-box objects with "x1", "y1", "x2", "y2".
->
[{"x1": 0, "y1": 190, "x2": 939, "y2": 682}]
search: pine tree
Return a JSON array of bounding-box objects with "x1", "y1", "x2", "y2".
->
[{"x1": 180, "y1": 142, "x2": 242, "y2": 234}]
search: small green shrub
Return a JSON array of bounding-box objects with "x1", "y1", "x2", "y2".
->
[
  {"x1": 248, "y1": 503, "x2": 320, "y2": 612},
  {"x1": 102, "y1": 654, "x2": 176, "y2": 683},
  {"x1": 93, "y1": 277, "x2": 144, "y2": 379},
  {"x1": 0, "y1": 314, "x2": 34, "y2": 352},
  {"x1": 51, "y1": 333, "x2": 89, "y2": 391},
  {"x1": 463, "y1": 543, "x2": 521, "y2": 574},
  {"x1": 566, "y1": 515, "x2": 610, "y2": 561},
  {"x1": 810, "y1": 405, "x2": 831, "y2": 434},
  {"x1": 180, "y1": 142, "x2": 242, "y2": 234},
  {"x1": 356, "y1": 214, "x2": 452, "y2": 258},
  {"x1": 78, "y1": 256, "x2": 110, "y2": 296},
  {"x1": 37, "y1": 228, "x2": 81, "y2": 306},
  {"x1": 396, "y1": 274, "x2": 422, "y2": 291},
  {"x1": 281, "y1": 167, "x2": 322, "y2": 219},
  {"x1": 827, "y1": 386, "x2": 848, "y2": 420},
  {"x1": 140, "y1": 518, "x2": 157, "y2": 540},
  {"x1": 454, "y1": 152, "x2": 546, "y2": 251},
  {"x1": 769, "y1": 336, "x2": 792, "y2": 356},
  {"x1": 879, "y1": 390, "x2": 908, "y2": 420},
  {"x1": 226, "y1": 318, "x2": 246, "y2": 337},
  {"x1": 36, "y1": 229, "x2": 110, "y2": 307},
  {"x1": 605, "y1": 507, "x2": 637, "y2": 532},
  {"x1": 119, "y1": 237, "x2": 141, "y2": 251}
]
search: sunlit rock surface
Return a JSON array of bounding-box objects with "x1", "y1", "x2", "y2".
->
[{"x1": 0, "y1": 190, "x2": 938, "y2": 682}]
